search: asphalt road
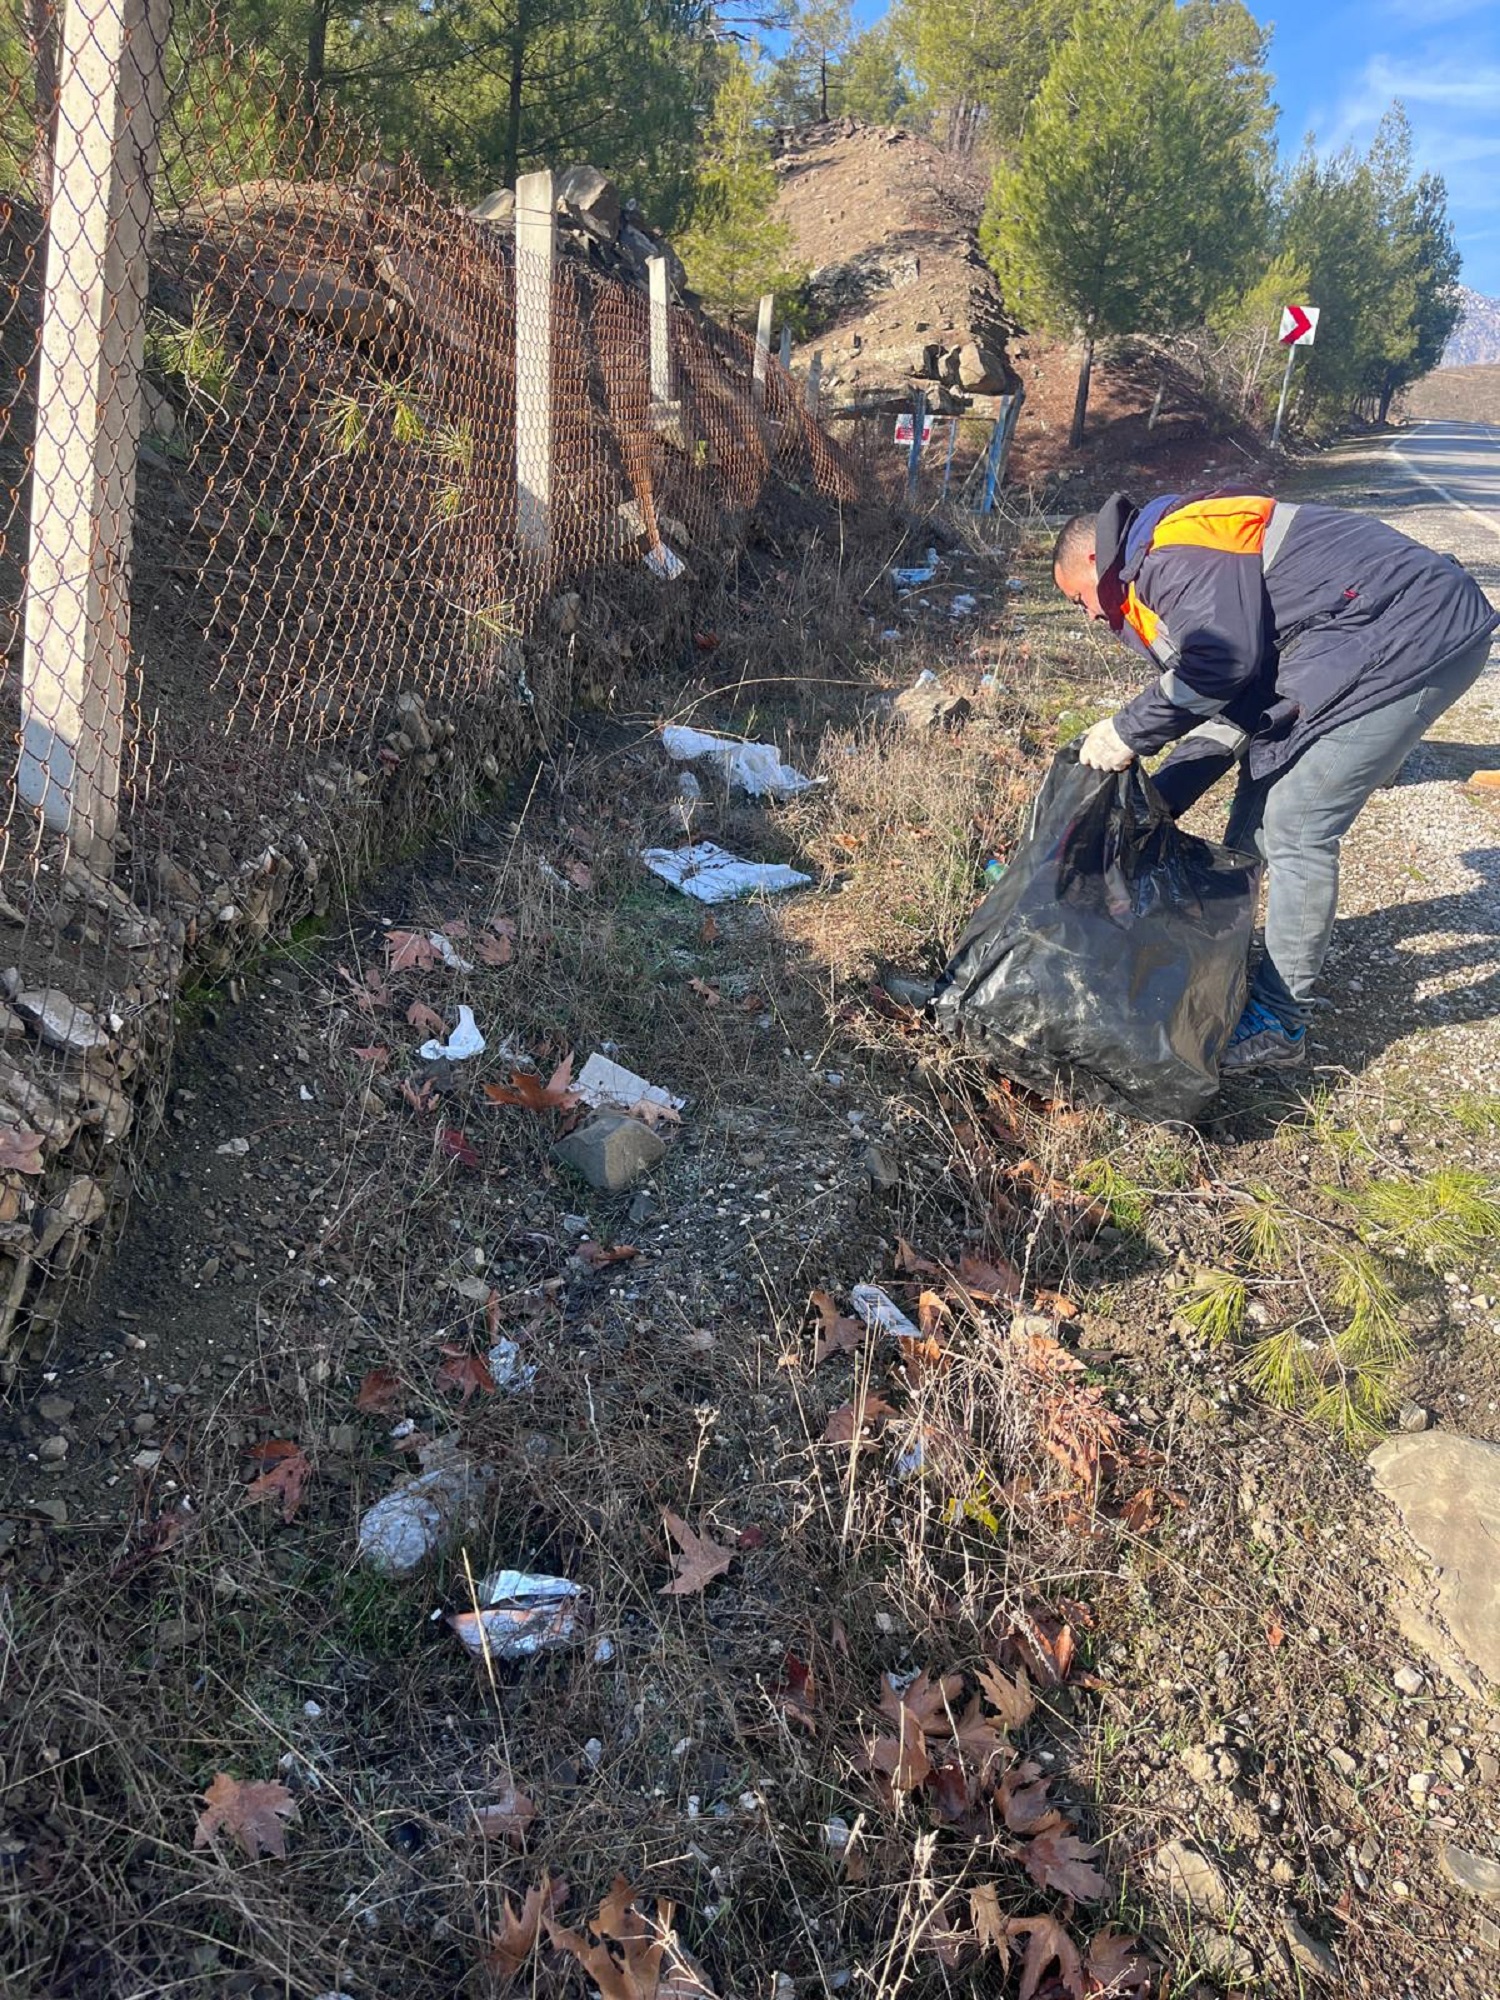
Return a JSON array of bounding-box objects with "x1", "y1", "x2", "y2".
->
[{"x1": 1389, "y1": 419, "x2": 1500, "y2": 569}]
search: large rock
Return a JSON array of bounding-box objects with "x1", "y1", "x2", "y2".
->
[
  {"x1": 1442, "y1": 1845, "x2": 1500, "y2": 1904},
  {"x1": 555, "y1": 1111, "x2": 665, "y2": 1192},
  {"x1": 1369, "y1": 1431, "x2": 1500, "y2": 1685},
  {"x1": 955, "y1": 340, "x2": 1010, "y2": 395},
  {"x1": 1147, "y1": 1839, "x2": 1231, "y2": 1919},
  {"x1": 470, "y1": 187, "x2": 515, "y2": 228},
  {"x1": 555, "y1": 164, "x2": 621, "y2": 243}
]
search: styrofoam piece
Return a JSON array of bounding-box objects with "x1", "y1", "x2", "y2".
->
[
  {"x1": 487, "y1": 1337, "x2": 538, "y2": 1390},
  {"x1": 661, "y1": 724, "x2": 815, "y2": 800},
  {"x1": 577, "y1": 1051, "x2": 685, "y2": 1115},
  {"x1": 449, "y1": 1570, "x2": 590, "y2": 1660},
  {"x1": 851, "y1": 1284, "x2": 922, "y2": 1343},
  {"x1": 890, "y1": 549, "x2": 938, "y2": 590},
  {"x1": 641, "y1": 843, "x2": 812, "y2": 905},
  {"x1": 419, "y1": 1003, "x2": 486, "y2": 1063}
]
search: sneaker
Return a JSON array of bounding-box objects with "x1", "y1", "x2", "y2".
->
[{"x1": 1221, "y1": 998, "x2": 1306, "y2": 1073}]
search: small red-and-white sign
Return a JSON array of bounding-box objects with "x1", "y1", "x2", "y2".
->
[
  {"x1": 894, "y1": 412, "x2": 936, "y2": 446},
  {"x1": 1279, "y1": 304, "x2": 1320, "y2": 347}
]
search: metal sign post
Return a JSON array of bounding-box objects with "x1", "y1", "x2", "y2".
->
[{"x1": 1270, "y1": 303, "x2": 1319, "y2": 450}]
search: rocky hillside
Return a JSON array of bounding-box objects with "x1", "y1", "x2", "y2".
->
[
  {"x1": 773, "y1": 120, "x2": 1015, "y2": 407},
  {"x1": 1443, "y1": 285, "x2": 1500, "y2": 367}
]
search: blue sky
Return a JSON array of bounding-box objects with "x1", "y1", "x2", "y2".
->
[{"x1": 845, "y1": 0, "x2": 1500, "y2": 297}]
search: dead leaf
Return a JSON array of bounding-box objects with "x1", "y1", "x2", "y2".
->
[
  {"x1": 950, "y1": 1695, "x2": 1006, "y2": 1778},
  {"x1": 355, "y1": 1367, "x2": 403, "y2": 1415},
  {"x1": 879, "y1": 1668, "x2": 965, "y2": 1739},
  {"x1": 243, "y1": 1441, "x2": 312, "y2": 1523},
  {"x1": 547, "y1": 1877, "x2": 717, "y2": 2000},
  {"x1": 476, "y1": 931, "x2": 514, "y2": 966},
  {"x1": 577, "y1": 1239, "x2": 638, "y2": 1271},
  {"x1": 483, "y1": 1055, "x2": 579, "y2": 1113},
  {"x1": 774, "y1": 1651, "x2": 817, "y2": 1731},
  {"x1": 972, "y1": 1883, "x2": 1005, "y2": 1955},
  {"x1": 1084, "y1": 1928, "x2": 1152, "y2": 1997},
  {"x1": 435, "y1": 1344, "x2": 495, "y2": 1404},
  {"x1": 489, "y1": 915, "x2": 519, "y2": 940},
  {"x1": 1117, "y1": 1485, "x2": 1183, "y2": 1535},
  {"x1": 895, "y1": 1237, "x2": 942, "y2": 1276},
  {"x1": 698, "y1": 912, "x2": 719, "y2": 944},
  {"x1": 486, "y1": 1874, "x2": 567, "y2": 1985},
  {"x1": 349, "y1": 1043, "x2": 390, "y2": 1068},
  {"x1": 995, "y1": 1762, "x2": 1065, "y2": 1837},
  {"x1": 406, "y1": 999, "x2": 447, "y2": 1036},
  {"x1": 957, "y1": 1250, "x2": 1025, "y2": 1302},
  {"x1": 660, "y1": 1510, "x2": 735, "y2": 1596},
  {"x1": 470, "y1": 1778, "x2": 536, "y2": 1848},
  {"x1": 401, "y1": 1076, "x2": 437, "y2": 1115},
  {"x1": 440, "y1": 1127, "x2": 481, "y2": 1169},
  {"x1": 1009, "y1": 1915, "x2": 1085, "y2": 2000},
  {"x1": 1024, "y1": 1828, "x2": 1109, "y2": 1902},
  {"x1": 193, "y1": 1772, "x2": 298, "y2": 1861},
  {"x1": 1266, "y1": 1617, "x2": 1286, "y2": 1651},
  {"x1": 864, "y1": 1719, "x2": 931, "y2": 1795},
  {"x1": 688, "y1": 977, "x2": 721, "y2": 1007},
  {"x1": 564, "y1": 861, "x2": 593, "y2": 892},
  {"x1": 821, "y1": 1389, "x2": 897, "y2": 1443},
  {"x1": 810, "y1": 1288, "x2": 863, "y2": 1364},
  {"x1": 628, "y1": 1096, "x2": 681, "y2": 1129},
  {"x1": 386, "y1": 929, "x2": 439, "y2": 973},
  {"x1": 0, "y1": 1127, "x2": 45, "y2": 1174},
  {"x1": 977, "y1": 1662, "x2": 1037, "y2": 1734}
]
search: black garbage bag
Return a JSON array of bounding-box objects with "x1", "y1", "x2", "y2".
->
[{"x1": 930, "y1": 745, "x2": 1260, "y2": 1122}]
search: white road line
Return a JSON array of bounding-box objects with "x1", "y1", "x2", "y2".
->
[{"x1": 1390, "y1": 424, "x2": 1500, "y2": 546}]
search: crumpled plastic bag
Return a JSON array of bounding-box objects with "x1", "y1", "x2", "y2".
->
[
  {"x1": 661, "y1": 725, "x2": 815, "y2": 800},
  {"x1": 930, "y1": 747, "x2": 1259, "y2": 1123}
]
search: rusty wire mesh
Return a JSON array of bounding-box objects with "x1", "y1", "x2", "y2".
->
[{"x1": 0, "y1": 0, "x2": 855, "y2": 1352}]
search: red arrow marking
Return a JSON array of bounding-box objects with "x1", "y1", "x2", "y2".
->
[{"x1": 1280, "y1": 304, "x2": 1312, "y2": 346}]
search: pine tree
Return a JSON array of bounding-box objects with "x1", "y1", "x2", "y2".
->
[
  {"x1": 982, "y1": 0, "x2": 1271, "y2": 445},
  {"x1": 677, "y1": 53, "x2": 805, "y2": 326},
  {"x1": 788, "y1": 0, "x2": 852, "y2": 121},
  {"x1": 890, "y1": 0, "x2": 1070, "y2": 152},
  {"x1": 837, "y1": 24, "x2": 913, "y2": 126}
]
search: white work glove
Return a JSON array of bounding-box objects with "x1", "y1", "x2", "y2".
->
[{"x1": 1078, "y1": 716, "x2": 1135, "y2": 772}]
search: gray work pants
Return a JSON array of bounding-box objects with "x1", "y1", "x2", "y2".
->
[{"x1": 1215, "y1": 631, "x2": 1494, "y2": 1025}]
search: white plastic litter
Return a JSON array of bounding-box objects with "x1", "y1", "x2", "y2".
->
[
  {"x1": 428, "y1": 930, "x2": 475, "y2": 972},
  {"x1": 577, "y1": 1051, "x2": 685, "y2": 1116},
  {"x1": 677, "y1": 769, "x2": 702, "y2": 799},
  {"x1": 449, "y1": 1570, "x2": 590, "y2": 1660},
  {"x1": 418, "y1": 1004, "x2": 486, "y2": 1063},
  {"x1": 641, "y1": 843, "x2": 812, "y2": 905},
  {"x1": 644, "y1": 541, "x2": 686, "y2": 581},
  {"x1": 487, "y1": 1337, "x2": 538, "y2": 1390},
  {"x1": 890, "y1": 549, "x2": 938, "y2": 590},
  {"x1": 357, "y1": 1453, "x2": 491, "y2": 1575},
  {"x1": 851, "y1": 1284, "x2": 922, "y2": 1343},
  {"x1": 661, "y1": 725, "x2": 815, "y2": 800},
  {"x1": 950, "y1": 594, "x2": 977, "y2": 619}
]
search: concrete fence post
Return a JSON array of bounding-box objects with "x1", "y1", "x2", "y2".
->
[
  {"x1": 752, "y1": 292, "x2": 773, "y2": 410},
  {"x1": 778, "y1": 322, "x2": 791, "y2": 369},
  {"x1": 904, "y1": 388, "x2": 927, "y2": 507},
  {"x1": 513, "y1": 168, "x2": 555, "y2": 557},
  {"x1": 19, "y1": 0, "x2": 168, "y2": 867},
  {"x1": 646, "y1": 253, "x2": 674, "y2": 416},
  {"x1": 805, "y1": 351, "x2": 823, "y2": 415}
]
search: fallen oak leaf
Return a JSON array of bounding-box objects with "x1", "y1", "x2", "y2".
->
[
  {"x1": 627, "y1": 1095, "x2": 681, "y2": 1129},
  {"x1": 895, "y1": 1236, "x2": 942, "y2": 1276},
  {"x1": 385, "y1": 928, "x2": 439, "y2": 973},
  {"x1": 995, "y1": 1761, "x2": 1066, "y2": 1836},
  {"x1": 243, "y1": 1441, "x2": 312, "y2": 1523},
  {"x1": 475, "y1": 931, "x2": 514, "y2": 966},
  {"x1": 774, "y1": 1650, "x2": 818, "y2": 1731},
  {"x1": 483, "y1": 1054, "x2": 579, "y2": 1113},
  {"x1": 577, "y1": 1239, "x2": 638, "y2": 1271},
  {"x1": 434, "y1": 1344, "x2": 495, "y2": 1404},
  {"x1": 564, "y1": 860, "x2": 593, "y2": 892},
  {"x1": 1084, "y1": 1927, "x2": 1153, "y2": 1997},
  {"x1": 821, "y1": 1389, "x2": 897, "y2": 1443},
  {"x1": 469, "y1": 1777, "x2": 537, "y2": 1848},
  {"x1": 355, "y1": 1367, "x2": 403, "y2": 1415},
  {"x1": 956, "y1": 1250, "x2": 1025, "y2": 1303},
  {"x1": 810, "y1": 1288, "x2": 863, "y2": 1364},
  {"x1": 1023, "y1": 1827, "x2": 1110, "y2": 1903},
  {"x1": 406, "y1": 999, "x2": 447, "y2": 1036},
  {"x1": 1009, "y1": 1915, "x2": 1086, "y2": 2000},
  {"x1": 440, "y1": 1127, "x2": 481, "y2": 1169},
  {"x1": 485, "y1": 1873, "x2": 568, "y2": 1985},
  {"x1": 688, "y1": 977, "x2": 721, "y2": 1006},
  {"x1": 193, "y1": 1772, "x2": 298, "y2": 1861},
  {"x1": 660, "y1": 1509, "x2": 735, "y2": 1596},
  {"x1": 401, "y1": 1077, "x2": 437, "y2": 1115},
  {"x1": 971, "y1": 1883, "x2": 1005, "y2": 1955},
  {"x1": 349, "y1": 1043, "x2": 390, "y2": 1068},
  {"x1": 546, "y1": 1877, "x2": 716, "y2": 2000},
  {"x1": 977, "y1": 1662, "x2": 1037, "y2": 1734}
]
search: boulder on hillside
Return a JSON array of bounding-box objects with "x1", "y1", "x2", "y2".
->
[
  {"x1": 956, "y1": 340, "x2": 1011, "y2": 395},
  {"x1": 470, "y1": 186, "x2": 515, "y2": 228},
  {"x1": 555, "y1": 164, "x2": 621, "y2": 243}
]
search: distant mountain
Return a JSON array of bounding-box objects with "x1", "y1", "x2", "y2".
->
[{"x1": 1442, "y1": 285, "x2": 1500, "y2": 367}]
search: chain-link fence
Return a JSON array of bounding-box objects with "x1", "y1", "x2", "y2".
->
[{"x1": 0, "y1": 0, "x2": 855, "y2": 1355}]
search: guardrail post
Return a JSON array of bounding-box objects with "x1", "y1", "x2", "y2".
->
[
  {"x1": 804, "y1": 351, "x2": 823, "y2": 415},
  {"x1": 647, "y1": 253, "x2": 675, "y2": 419}
]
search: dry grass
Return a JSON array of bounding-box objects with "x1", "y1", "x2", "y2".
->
[{"x1": 5, "y1": 500, "x2": 1500, "y2": 2000}]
